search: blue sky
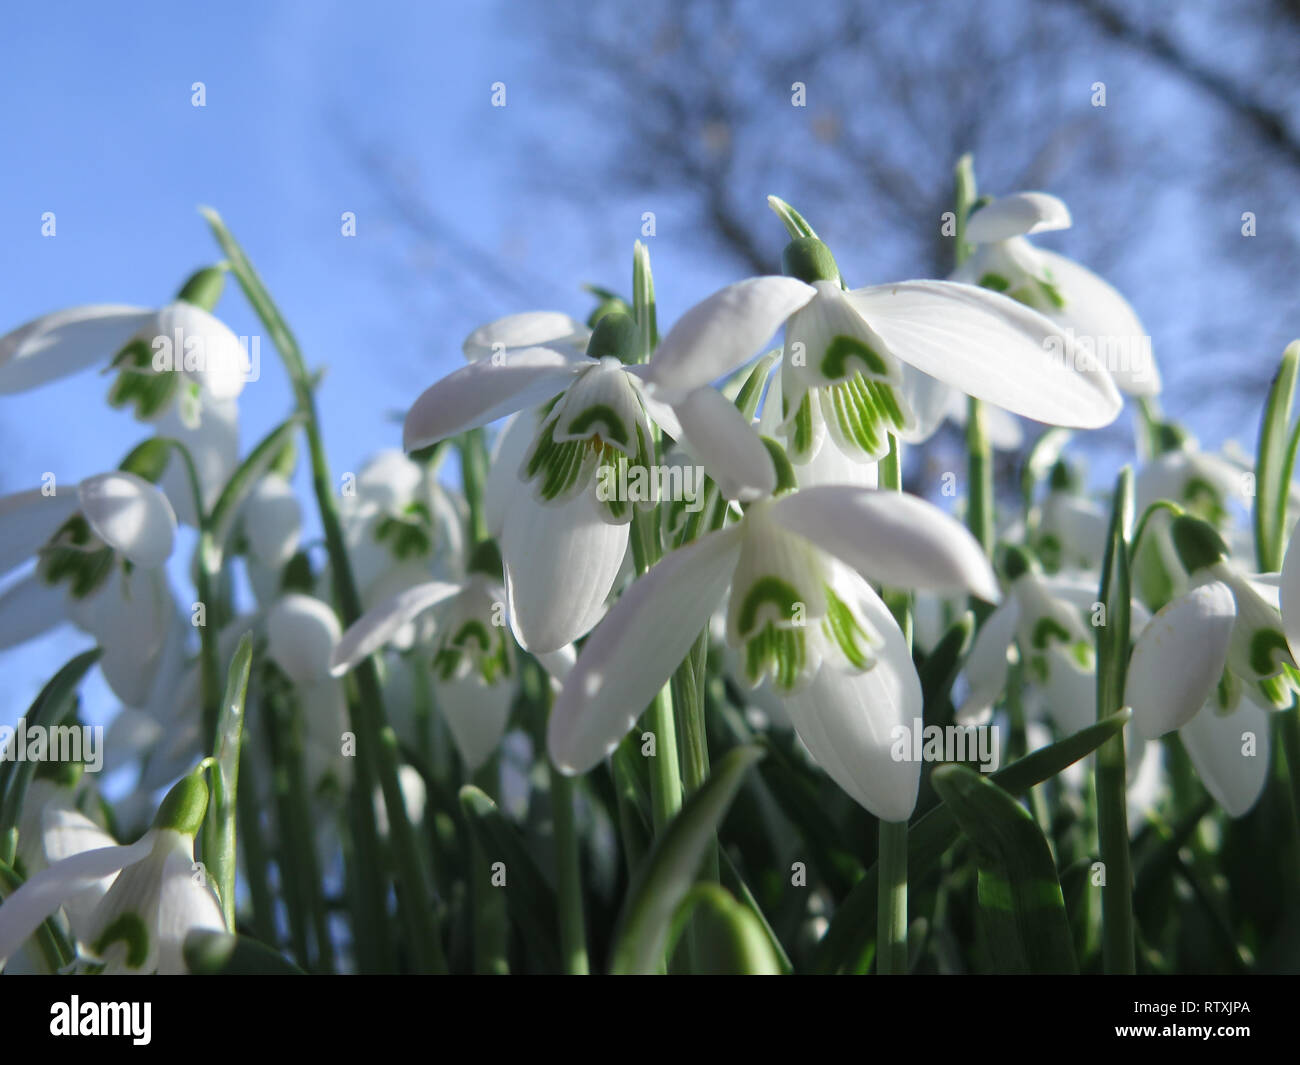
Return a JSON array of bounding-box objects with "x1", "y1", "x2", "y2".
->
[{"x1": 0, "y1": 2, "x2": 736, "y2": 729}]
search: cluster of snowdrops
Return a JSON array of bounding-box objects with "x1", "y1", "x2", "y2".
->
[{"x1": 1, "y1": 167, "x2": 1297, "y2": 975}]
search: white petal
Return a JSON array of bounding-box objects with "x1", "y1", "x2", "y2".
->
[
  {"x1": 1180, "y1": 698, "x2": 1271, "y2": 818},
  {"x1": 1125, "y1": 582, "x2": 1236, "y2": 740},
  {"x1": 77, "y1": 471, "x2": 176, "y2": 568},
  {"x1": 502, "y1": 488, "x2": 629, "y2": 654},
  {"x1": 782, "y1": 579, "x2": 922, "y2": 822},
  {"x1": 957, "y1": 599, "x2": 1020, "y2": 723},
  {"x1": 792, "y1": 431, "x2": 879, "y2": 489},
  {"x1": 0, "y1": 836, "x2": 152, "y2": 968},
  {"x1": 242, "y1": 474, "x2": 302, "y2": 571},
  {"x1": 463, "y1": 311, "x2": 589, "y2": 362},
  {"x1": 484, "y1": 412, "x2": 537, "y2": 538},
  {"x1": 672, "y1": 386, "x2": 775, "y2": 499},
  {"x1": 330, "y1": 581, "x2": 460, "y2": 677},
  {"x1": 153, "y1": 835, "x2": 227, "y2": 973},
  {"x1": 647, "y1": 277, "x2": 816, "y2": 394},
  {"x1": 966, "y1": 192, "x2": 1071, "y2": 243},
  {"x1": 846, "y1": 281, "x2": 1122, "y2": 429},
  {"x1": 1035, "y1": 644, "x2": 1097, "y2": 736},
  {"x1": 1035, "y1": 249, "x2": 1159, "y2": 396},
  {"x1": 0, "y1": 305, "x2": 154, "y2": 394},
  {"x1": 0, "y1": 485, "x2": 81, "y2": 575},
  {"x1": 769, "y1": 486, "x2": 999, "y2": 602},
  {"x1": 403, "y1": 347, "x2": 587, "y2": 451},
  {"x1": 153, "y1": 302, "x2": 250, "y2": 400},
  {"x1": 40, "y1": 805, "x2": 119, "y2": 937},
  {"x1": 548, "y1": 526, "x2": 744, "y2": 772},
  {"x1": 439, "y1": 673, "x2": 514, "y2": 771},
  {"x1": 0, "y1": 572, "x2": 68, "y2": 650},
  {"x1": 897, "y1": 367, "x2": 954, "y2": 445},
  {"x1": 266, "y1": 593, "x2": 342, "y2": 684},
  {"x1": 535, "y1": 644, "x2": 577, "y2": 683},
  {"x1": 86, "y1": 566, "x2": 173, "y2": 707},
  {"x1": 156, "y1": 396, "x2": 240, "y2": 527}
]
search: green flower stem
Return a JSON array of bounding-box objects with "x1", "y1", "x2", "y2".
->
[
  {"x1": 470, "y1": 758, "x2": 510, "y2": 974},
  {"x1": 235, "y1": 749, "x2": 277, "y2": 946},
  {"x1": 207, "y1": 634, "x2": 252, "y2": 932},
  {"x1": 877, "y1": 434, "x2": 911, "y2": 974},
  {"x1": 203, "y1": 209, "x2": 445, "y2": 973},
  {"x1": 965, "y1": 398, "x2": 995, "y2": 558},
  {"x1": 876, "y1": 818, "x2": 909, "y2": 974},
  {"x1": 550, "y1": 766, "x2": 590, "y2": 974},
  {"x1": 1096, "y1": 467, "x2": 1136, "y2": 974},
  {"x1": 459, "y1": 429, "x2": 491, "y2": 545}
]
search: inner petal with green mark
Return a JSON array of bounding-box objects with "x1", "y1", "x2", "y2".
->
[
  {"x1": 817, "y1": 370, "x2": 910, "y2": 462},
  {"x1": 38, "y1": 515, "x2": 116, "y2": 599},
  {"x1": 727, "y1": 503, "x2": 830, "y2": 691},
  {"x1": 433, "y1": 583, "x2": 512, "y2": 686},
  {"x1": 520, "y1": 359, "x2": 654, "y2": 519}
]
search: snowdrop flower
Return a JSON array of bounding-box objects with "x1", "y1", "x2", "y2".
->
[
  {"x1": 548, "y1": 450, "x2": 998, "y2": 823},
  {"x1": 0, "y1": 295, "x2": 250, "y2": 426},
  {"x1": 959, "y1": 547, "x2": 1150, "y2": 736},
  {"x1": 0, "y1": 470, "x2": 177, "y2": 705},
  {"x1": 1165, "y1": 516, "x2": 1294, "y2": 707},
  {"x1": 405, "y1": 301, "x2": 788, "y2": 652},
  {"x1": 646, "y1": 236, "x2": 1121, "y2": 476},
  {"x1": 338, "y1": 449, "x2": 465, "y2": 620},
  {"x1": 954, "y1": 191, "x2": 1159, "y2": 396},
  {"x1": 330, "y1": 544, "x2": 521, "y2": 772},
  {"x1": 0, "y1": 770, "x2": 225, "y2": 974},
  {"x1": 1033, "y1": 462, "x2": 1109, "y2": 573}
]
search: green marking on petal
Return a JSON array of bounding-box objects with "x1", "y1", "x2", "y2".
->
[
  {"x1": 1031, "y1": 616, "x2": 1071, "y2": 650},
  {"x1": 565, "y1": 403, "x2": 630, "y2": 447},
  {"x1": 977, "y1": 273, "x2": 1010, "y2": 293},
  {"x1": 736, "y1": 575, "x2": 804, "y2": 636},
  {"x1": 107, "y1": 338, "x2": 180, "y2": 420},
  {"x1": 744, "y1": 625, "x2": 806, "y2": 692},
  {"x1": 93, "y1": 912, "x2": 151, "y2": 970},
  {"x1": 38, "y1": 516, "x2": 115, "y2": 599},
  {"x1": 791, "y1": 391, "x2": 816, "y2": 458},
  {"x1": 821, "y1": 334, "x2": 888, "y2": 381},
  {"x1": 823, "y1": 585, "x2": 875, "y2": 669},
  {"x1": 1249, "y1": 627, "x2": 1291, "y2": 677}
]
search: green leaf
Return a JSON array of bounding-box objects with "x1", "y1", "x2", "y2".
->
[
  {"x1": 632, "y1": 240, "x2": 657, "y2": 360},
  {"x1": 813, "y1": 709, "x2": 1131, "y2": 973},
  {"x1": 206, "y1": 633, "x2": 253, "y2": 930},
  {"x1": 717, "y1": 845, "x2": 794, "y2": 974},
  {"x1": 458, "y1": 785, "x2": 561, "y2": 973},
  {"x1": 1254, "y1": 340, "x2": 1300, "y2": 571},
  {"x1": 207, "y1": 415, "x2": 304, "y2": 568},
  {"x1": 930, "y1": 764, "x2": 1077, "y2": 973},
  {"x1": 183, "y1": 930, "x2": 305, "y2": 974},
  {"x1": 919, "y1": 612, "x2": 975, "y2": 724},
  {"x1": 666, "y1": 883, "x2": 784, "y2": 975},
  {"x1": 610, "y1": 745, "x2": 764, "y2": 975},
  {"x1": 0, "y1": 648, "x2": 103, "y2": 857}
]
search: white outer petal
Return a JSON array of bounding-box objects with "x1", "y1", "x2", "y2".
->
[
  {"x1": 439, "y1": 674, "x2": 514, "y2": 771},
  {"x1": 0, "y1": 836, "x2": 153, "y2": 968},
  {"x1": 330, "y1": 581, "x2": 461, "y2": 676},
  {"x1": 502, "y1": 488, "x2": 628, "y2": 654},
  {"x1": 957, "y1": 598, "x2": 1020, "y2": 723},
  {"x1": 769, "y1": 486, "x2": 999, "y2": 603},
  {"x1": 782, "y1": 579, "x2": 922, "y2": 822},
  {"x1": 846, "y1": 280, "x2": 1123, "y2": 429},
  {"x1": 966, "y1": 192, "x2": 1072, "y2": 243},
  {"x1": 77, "y1": 471, "x2": 176, "y2": 569},
  {"x1": 0, "y1": 572, "x2": 69, "y2": 650},
  {"x1": 0, "y1": 305, "x2": 155, "y2": 394},
  {"x1": 1125, "y1": 582, "x2": 1236, "y2": 740},
  {"x1": 463, "y1": 311, "x2": 590, "y2": 362},
  {"x1": 484, "y1": 412, "x2": 537, "y2": 538},
  {"x1": 0, "y1": 485, "x2": 81, "y2": 575},
  {"x1": 1036, "y1": 249, "x2": 1159, "y2": 396},
  {"x1": 242, "y1": 474, "x2": 302, "y2": 572},
  {"x1": 266, "y1": 593, "x2": 343, "y2": 684},
  {"x1": 548, "y1": 526, "x2": 744, "y2": 772},
  {"x1": 671, "y1": 386, "x2": 776, "y2": 499},
  {"x1": 402, "y1": 347, "x2": 588, "y2": 451},
  {"x1": 647, "y1": 277, "x2": 816, "y2": 394},
  {"x1": 154, "y1": 302, "x2": 250, "y2": 400},
  {"x1": 1180, "y1": 698, "x2": 1271, "y2": 818}
]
